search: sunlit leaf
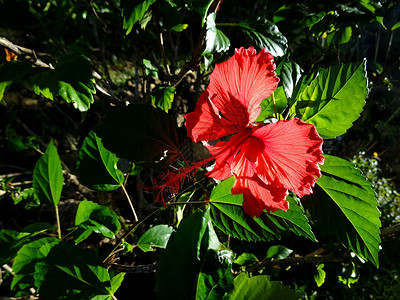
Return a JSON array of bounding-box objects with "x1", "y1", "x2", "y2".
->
[
  {"x1": 314, "y1": 263, "x2": 326, "y2": 287},
  {"x1": 33, "y1": 140, "x2": 63, "y2": 207},
  {"x1": 11, "y1": 237, "x2": 60, "y2": 293},
  {"x1": 74, "y1": 200, "x2": 121, "y2": 244},
  {"x1": 151, "y1": 86, "x2": 176, "y2": 113},
  {"x1": 0, "y1": 223, "x2": 54, "y2": 266},
  {"x1": 121, "y1": 0, "x2": 156, "y2": 35},
  {"x1": 255, "y1": 86, "x2": 287, "y2": 122},
  {"x1": 137, "y1": 225, "x2": 175, "y2": 252},
  {"x1": 277, "y1": 60, "x2": 302, "y2": 99},
  {"x1": 77, "y1": 131, "x2": 124, "y2": 191},
  {"x1": 223, "y1": 273, "x2": 303, "y2": 300},
  {"x1": 204, "y1": 12, "x2": 230, "y2": 54},
  {"x1": 239, "y1": 17, "x2": 287, "y2": 57},
  {"x1": 302, "y1": 155, "x2": 381, "y2": 267},
  {"x1": 30, "y1": 53, "x2": 95, "y2": 112},
  {"x1": 297, "y1": 61, "x2": 368, "y2": 139},
  {"x1": 209, "y1": 177, "x2": 317, "y2": 242}
]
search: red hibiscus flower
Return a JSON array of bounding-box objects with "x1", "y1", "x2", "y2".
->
[{"x1": 185, "y1": 47, "x2": 324, "y2": 217}]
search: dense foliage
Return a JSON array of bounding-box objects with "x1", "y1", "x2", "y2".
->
[{"x1": 0, "y1": 0, "x2": 400, "y2": 299}]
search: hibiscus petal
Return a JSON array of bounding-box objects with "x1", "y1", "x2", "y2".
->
[
  {"x1": 184, "y1": 90, "x2": 242, "y2": 142},
  {"x1": 252, "y1": 118, "x2": 324, "y2": 197},
  {"x1": 207, "y1": 46, "x2": 279, "y2": 126},
  {"x1": 205, "y1": 129, "x2": 252, "y2": 180},
  {"x1": 228, "y1": 140, "x2": 289, "y2": 217}
]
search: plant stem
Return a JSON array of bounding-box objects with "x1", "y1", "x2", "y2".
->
[
  {"x1": 121, "y1": 184, "x2": 138, "y2": 222},
  {"x1": 55, "y1": 205, "x2": 62, "y2": 239},
  {"x1": 272, "y1": 92, "x2": 278, "y2": 119},
  {"x1": 216, "y1": 22, "x2": 239, "y2": 27},
  {"x1": 103, "y1": 207, "x2": 162, "y2": 264}
]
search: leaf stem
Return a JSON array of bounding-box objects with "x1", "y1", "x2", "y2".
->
[
  {"x1": 103, "y1": 207, "x2": 162, "y2": 264},
  {"x1": 215, "y1": 22, "x2": 239, "y2": 27},
  {"x1": 55, "y1": 205, "x2": 62, "y2": 239},
  {"x1": 121, "y1": 184, "x2": 138, "y2": 222},
  {"x1": 272, "y1": 92, "x2": 278, "y2": 119}
]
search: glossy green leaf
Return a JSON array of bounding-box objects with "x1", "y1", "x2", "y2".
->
[
  {"x1": 204, "y1": 12, "x2": 230, "y2": 54},
  {"x1": 255, "y1": 86, "x2": 287, "y2": 122},
  {"x1": 297, "y1": 61, "x2": 368, "y2": 139},
  {"x1": 33, "y1": 242, "x2": 120, "y2": 299},
  {"x1": 156, "y1": 208, "x2": 233, "y2": 299},
  {"x1": 137, "y1": 225, "x2": 175, "y2": 252},
  {"x1": 223, "y1": 273, "x2": 303, "y2": 300},
  {"x1": 303, "y1": 155, "x2": 381, "y2": 267},
  {"x1": 121, "y1": 0, "x2": 156, "y2": 35},
  {"x1": 77, "y1": 131, "x2": 124, "y2": 191},
  {"x1": 314, "y1": 263, "x2": 326, "y2": 287},
  {"x1": 95, "y1": 105, "x2": 181, "y2": 165},
  {"x1": 277, "y1": 61, "x2": 302, "y2": 99},
  {"x1": 74, "y1": 200, "x2": 121, "y2": 244},
  {"x1": 239, "y1": 17, "x2": 287, "y2": 57},
  {"x1": 11, "y1": 237, "x2": 60, "y2": 293},
  {"x1": 209, "y1": 177, "x2": 316, "y2": 242},
  {"x1": 33, "y1": 140, "x2": 63, "y2": 207},
  {"x1": 30, "y1": 53, "x2": 95, "y2": 112},
  {"x1": 151, "y1": 86, "x2": 176, "y2": 113}
]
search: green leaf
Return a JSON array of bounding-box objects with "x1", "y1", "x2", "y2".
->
[
  {"x1": 391, "y1": 21, "x2": 400, "y2": 31},
  {"x1": 196, "y1": 255, "x2": 234, "y2": 300},
  {"x1": 302, "y1": 155, "x2": 381, "y2": 267},
  {"x1": 0, "y1": 81, "x2": 11, "y2": 103},
  {"x1": 137, "y1": 225, "x2": 175, "y2": 252},
  {"x1": 77, "y1": 131, "x2": 124, "y2": 191},
  {"x1": 151, "y1": 86, "x2": 176, "y2": 113},
  {"x1": 95, "y1": 105, "x2": 182, "y2": 165},
  {"x1": 204, "y1": 12, "x2": 230, "y2": 54},
  {"x1": 109, "y1": 272, "x2": 126, "y2": 295},
  {"x1": 297, "y1": 61, "x2": 368, "y2": 139},
  {"x1": 234, "y1": 253, "x2": 259, "y2": 267},
  {"x1": 0, "y1": 223, "x2": 54, "y2": 266},
  {"x1": 30, "y1": 53, "x2": 95, "y2": 112},
  {"x1": 266, "y1": 245, "x2": 293, "y2": 260},
  {"x1": 223, "y1": 273, "x2": 303, "y2": 300},
  {"x1": 277, "y1": 61, "x2": 302, "y2": 99},
  {"x1": 33, "y1": 140, "x2": 63, "y2": 207},
  {"x1": 328, "y1": 26, "x2": 352, "y2": 45},
  {"x1": 314, "y1": 263, "x2": 326, "y2": 287},
  {"x1": 121, "y1": 0, "x2": 156, "y2": 35},
  {"x1": 74, "y1": 200, "x2": 121, "y2": 243},
  {"x1": 33, "y1": 242, "x2": 119, "y2": 299},
  {"x1": 0, "y1": 61, "x2": 33, "y2": 102},
  {"x1": 143, "y1": 59, "x2": 158, "y2": 78},
  {"x1": 209, "y1": 177, "x2": 316, "y2": 242},
  {"x1": 255, "y1": 86, "x2": 287, "y2": 122},
  {"x1": 186, "y1": 0, "x2": 214, "y2": 26},
  {"x1": 239, "y1": 17, "x2": 287, "y2": 57},
  {"x1": 156, "y1": 208, "x2": 233, "y2": 299},
  {"x1": 11, "y1": 237, "x2": 60, "y2": 292}
]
